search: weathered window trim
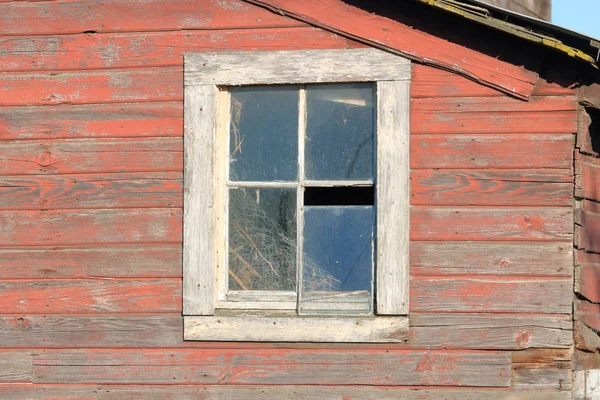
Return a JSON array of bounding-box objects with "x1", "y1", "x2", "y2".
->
[{"x1": 183, "y1": 49, "x2": 410, "y2": 342}]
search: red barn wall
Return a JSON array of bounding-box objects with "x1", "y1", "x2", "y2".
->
[{"x1": 0, "y1": 0, "x2": 578, "y2": 398}]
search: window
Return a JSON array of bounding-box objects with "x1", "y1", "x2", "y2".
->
[{"x1": 183, "y1": 49, "x2": 410, "y2": 342}]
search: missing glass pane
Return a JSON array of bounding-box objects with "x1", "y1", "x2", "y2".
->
[{"x1": 304, "y1": 186, "x2": 374, "y2": 206}]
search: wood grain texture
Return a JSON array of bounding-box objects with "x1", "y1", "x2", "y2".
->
[
  {"x1": 512, "y1": 365, "x2": 571, "y2": 390},
  {"x1": 376, "y1": 80, "x2": 410, "y2": 315},
  {"x1": 576, "y1": 300, "x2": 600, "y2": 332},
  {"x1": 183, "y1": 85, "x2": 216, "y2": 316},
  {"x1": 0, "y1": 351, "x2": 32, "y2": 383},
  {"x1": 575, "y1": 251, "x2": 600, "y2": 303},
  {"x1": 411, "y1": 278, "x2": 572, "y2": 313},
  {"x1": 244, "y1": 0, "x2": 538, "y2": 99},
  {"x1": 575, "y1": 200, "x2": 600, "y2": 253},
  {"x1": 411, "y1": 207, "x2": 573, "y2": 241},
  {"x1": 32, "y1": 349, "x2": 510, "y2": 386},
  {"x1": 0, "y1": 28, "x2": 353, "y2": 72},
  {"x1": 575, "y1": 152, "x2": 600, "y2": 201},
  {"x1": 0, "y1": 245, "x2": 182, "y2": 279},
  {"x1": 411, "y1": 169, "x2": 573, "y2": 206},
  {"x1": 185, "y1": 316, "x2": 408, "y2": 342},
  {"x1": 411, "y1": 96, "x2": 577, "y2": 134},
  {"x1": 0, "y1": 313, "x2": 571, "y2": 349},
  {"x1": 0, "y1": 138, "x2": 182, "y2": 175},
  {"x1": 0, "y1": 385, "x2": 573, "y2": 400},
  {"x1": 410, "y1": 241, "x2": 573, "y2": 277},
  {"x1": 0, "y1": 172, "x2": 181, "y2": 210},
  {"x1": 0, "y1": 209, "x2": 181, "y2": 246},
  {"x1": 0, "y1": 279, "x2": 180, "y2": 314},
  {"x1": 185, "y1": 49, "x2": 410, "y2": 86},
  {"x1": 0, "y1": 102, "x2": 182, "y2": 140},
  {"x1": 411, "y1": 134, "x2": 574, "y2": 169},
  {"x1": 0, "y1": 0, "x2": 302, "y2": 36}
]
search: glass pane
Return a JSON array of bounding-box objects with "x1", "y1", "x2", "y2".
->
[
  {"x1": 305, "y1": 83, "x2": 375, "y2": 181},
  {"x1": 300, "y1": 206, "x2": 373, "y2": 314},
  {"x1": 229, "y1": 86, "x2": 298, "y2": 182},
  {"x1": 228, "y1": 187, "x2": 297, "y2": 291}
]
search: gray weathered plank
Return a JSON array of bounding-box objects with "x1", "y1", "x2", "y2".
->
[
  {"x1": 185, "y1": 49, "x2": 411, "y2": 86},
  {"x1": 184, "y1": 316, "x2": 408, "y2": 342},
  {"x1": 183, "y1": 85, "x2": 217, "y2": 316},
  {"x1": 376, "y1": 79, "x2": 410, "y2": 315},
  {"x1": 33, "y1": 349, "x2": 510, "y2": 386},
  {"x1": 0, "y1": 351, "x2": 32, "y2": 383},
  {"x1": 512, "y1": 365, "x2": 572, "y2": 391}
]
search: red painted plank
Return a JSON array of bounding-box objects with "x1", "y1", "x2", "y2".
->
[
  {"x1": 576, "y1": 300, "x2": 600, "y2": 332},
  {"x1": 575, "y1": 152, "x2": 600, "y2": 201},
  {"x1": 0, "y1": 0, "x2": 303, "y2": 36},
  {"x1": 412, "y1": 278, "x2": 572, "y2": 313},
  {"x1": 0, "y1": 102, "x2": 182, "y2": 140},
  {"x1": 411, "y1": 96, "x2": 577, "y2": 134},
  {"x1": 576, "y1": 251, "x2": 600, "y2": 303},
  {"x1": 411, "y1": 134, "x2": 573, "y2": 169},
  {"x1": 32, "y1": 349, "x2": 510, "y2": 386},
  {"x1": 0, "y1": 28, "x2": 353, "y2": 72},
  {"x1": 0, "y1": 172, "x2": 181, "y2": 210},
  {"x1": 576, "y1": 201, "x2": 600, "y2": 253},
  {"x1": 0, "y1": 68, "x2": 181, "y2": 107},
  {"x1": 411, "y1": 207, "x2": 572, "y2": 241},
  {"x1": 244, "y1": 0, "x2": 538, "y2": 99},
  {"x1": 0, "y1": 279, "x2": 180, "y2": 313},
  {"x1": 0, "y1": 209, "x2": 181, "y2": 246},
  {"x1": 0, "y1": 138, "x2": 182, "y2": 175},
  {"x1": 411, "y1": 169, "x2": 572, "y2": 206}
]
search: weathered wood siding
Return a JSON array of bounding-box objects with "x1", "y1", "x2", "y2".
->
[{"x1": 0, "y1": 0, "x2": 577, "y2": 398}]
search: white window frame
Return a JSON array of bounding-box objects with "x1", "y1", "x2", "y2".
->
[{"x1": 183, "y1": 49, "x2": 410, "y2": 342}]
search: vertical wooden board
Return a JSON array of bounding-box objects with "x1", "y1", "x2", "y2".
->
[
  {"x1": 0, "y1": 102, "x2": 182, "y2": 140},
  {"x1": 0, "y1": 0, "x2": 303, "y2": 36},
  {"x1": 410, "y1": 242, "x2": 573, "y2": 277},
  {"x1": 33, "y1": 349, "x2": 510, "y2": 386},
  {"x1": 376, "y1": 80, "x2": 410, "y2": 315},
  {"x1": 575, "y1": 152, "x2": 600, "y2": 201},
  {"x1": 576, "y1": 300, "x2": 600, "y2": 332},
  {"x1": 0, "y1": 351, "x2": 32, "y2": 383},
  {"x1": 0, "y1": 280, "x2": 181, "y2": 314},
  {"x1": 0, "y1": 173, "x2": 182, "y2": 210},
  {"x1": 411, "y1": 169, "x2": 573, "y2": 206},
  {"x1": 411, "y1": 134, "x2": 574, "y2": 169},
  {"x1": 0, "y1": 68, "x2": 181, "y2": 107},
  {"x1": 0, "y1": 209, "x2": 181, "y2": 246},
  {"x1": 0, "y1": 245, "x2": 182, "y2": 279},
  {"x1": 0, "y1": 28, "x2": 353, "y2": 72},
  {"x1": 411, "y1": 278, "x2": 573, "y2": 313},
  {"x1": 576, "y1": 251, "x2": 600, "y2": 303},
  {"x1": 411, "y1": 96, "x2": 577, "y2": 135},
  {"x1": 0, "y1": 138, "x2": 183, "y2": 175},
  {"x1": 576, "y1": 200, "x2": 600, "y2": 253},
  {"x1": 411, "y1": 207, "x2": 573, "y2": 241},
  {"x1": 183, "y1": 85, "x2": 216, "y2": 316}
]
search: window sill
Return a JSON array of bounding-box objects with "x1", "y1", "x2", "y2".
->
[{"x1": 183, "y1": 315, "x2": 408, "y2": 343}]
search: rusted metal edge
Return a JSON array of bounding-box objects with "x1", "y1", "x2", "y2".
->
[{"x1": 418, "y1": 0, "x2": 598, "y2": 68}]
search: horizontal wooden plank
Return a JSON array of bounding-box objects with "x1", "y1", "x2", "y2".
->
[
  {"x1": 33, "y1": 349, "x2": 510, "y2": 386},
  {"x1": 411, "y1": 96, "x2": 577, "y2": 134},
  {"x1": 411, "y1": 278, "x2": 572, "y2": 313},
  {"x1": 0, "y1": 245, "x2": 182, "y2": 279},
  {"x1": 575, "y1": 200, "x2": 600, "y2": 253},
  {"x1": 0, "y1": 385, "x2": 573, "y2": 400},
  {"x1": 0, "y1": 209, "x2": 181, "y2": 246},
  {"x1": 0, "y1": 68, "x2": 181, "y2": 107},
  {"x1": 411, "y1": 134, "x2": 574, "y2": 169},
  {"x1": 0, "y1": 138, "x2": 182, "y2": 175},
  {"x1": 575, "y1": 152, "x2": 600, "y2": 201},
  {"x1": 411, "y1": 64, "x2": 574, "y2": 98},
  {"x1": 411, "y1": 169, "x2": 572, "y2": 206},
  {"x1": 411, "y1": 207, "x2": 573, "y2": 241},
  {"x1": 0, "y1": 351, "x2": 32, "y2": 383},
  {"x1": 576, "y1": 251, "x2": 600, "y2": 303},
  {"x1": 0, "y1": 0, "x2": 303, "y2": 36},
  {"x1": 0, "y1": 279, "x2": 180, "y2": 314},
  {"x1": 0, "y1": 172, "x2": 182, "y2": 210},
  {"x1": 0, "y1": 102, "x2": 182, "y2": 140},
  {"x1": 0, "y1": 313, "x2": 572, "y2": 350},
  {"x1": 0, "y1": 28, "x2": 353, "y2": 72},
  {"x1": 576, "y1": 300, "x2": 600, "y2": 332},
  {"x1": 511, "y1": 365, "x2": 571, "y2": 390},
  {"x1": 574, "y1": 320, "x2": 600, "y2": 352},
  {"x1": 410, "y1": 242, "x2": 573, "y2": 276},
  {"x1": 512, "y1": 348, "x2": 572, "y2": 364},
  {"x1": 410, "y1": 313, "x2": 572, "y2": 350}
]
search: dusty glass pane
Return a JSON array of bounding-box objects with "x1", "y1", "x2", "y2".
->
[
  {"x1": 300, "y1": 206, "x2": 373, "y2": 314},
  {"x1": 229, "y1": 86, "x2": 298, "y2": 182},
  {"x1": 305, "y1": 83, "x2": 375, "y2": 181},
  {"x1": 228, "y1": 187, "x2": 297, "y2": 291}
]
